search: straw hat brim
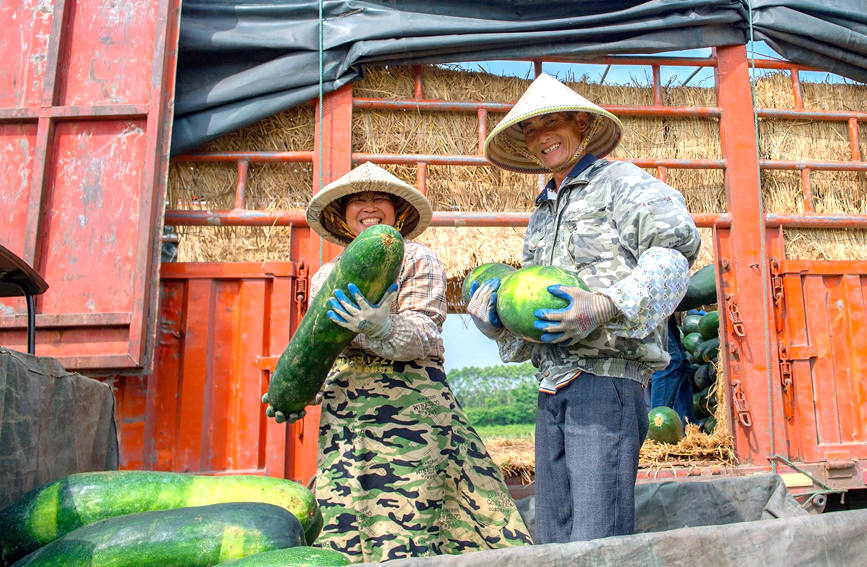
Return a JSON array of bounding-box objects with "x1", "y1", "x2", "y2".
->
[
  {"x1": 484, "y1": 73, "x2": 623, "y2": 174},
  {"x1": 306, "y1": 162, "x2": 433, "y2": 246}
]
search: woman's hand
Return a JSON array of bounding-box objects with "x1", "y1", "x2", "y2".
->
[
  {"x1": 466, "y1": 278, "x2": 505, "y2": 339},
  {"x1": 533, "y1": 284, "x2": 617, "y2": 344},
  {"x1": 327, "y1": 282, "x2": 398, "y2": 339}
]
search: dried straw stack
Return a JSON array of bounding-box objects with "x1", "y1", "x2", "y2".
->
[{"x1": 169, "y1": 64, "x2": 865, "y2": 310}]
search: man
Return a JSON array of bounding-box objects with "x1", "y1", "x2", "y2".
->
[{"x1": 467, "y1": 73, "x2": 700, "y2": 543}]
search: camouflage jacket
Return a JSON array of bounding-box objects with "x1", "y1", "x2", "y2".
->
[{"x1": 497, "y1": 157, "x2": 701, "y2": 390}]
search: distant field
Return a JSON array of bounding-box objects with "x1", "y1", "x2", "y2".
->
[{"x1": 474, "y1": 422, "x2": 535, "y2": 440}]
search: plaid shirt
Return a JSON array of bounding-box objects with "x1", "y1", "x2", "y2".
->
[{"x1": 311, "y1": 240, "x2": 447, "y2": 363}]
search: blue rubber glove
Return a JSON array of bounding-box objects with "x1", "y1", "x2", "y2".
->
[
  {"x1": 327, "y1": 282, "x2": 398, "y2": 340},
  {"x1": 466, "y1": 278, "x2": 504, "y2": 339},
  {"x1": 534, "y1": 284, "x2": 618, "y2": 344}
]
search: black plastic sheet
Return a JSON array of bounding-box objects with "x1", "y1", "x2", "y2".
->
[
  {"x1": 0, "y1": 348, "x2": 118, "y2": 509},
  {"x1": 354, "y1": 474, "x2": 867, "y2": 567},
  {"x1": 171, "y1": 1, "x2": 866, "y2": 154}
]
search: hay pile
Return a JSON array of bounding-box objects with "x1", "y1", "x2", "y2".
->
[
  {"x1": 483, "y1": 436, "x2": 536, "y2": 484},
  {"x1": 168, "y1": 64, "x2": 865, "y2": 309}
]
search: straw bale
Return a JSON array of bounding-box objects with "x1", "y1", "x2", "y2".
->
[
  {"x1": 483, "y1": 436, "x2": 536, "y2": 484},
  {"x1": 168, "y1": 64, "x2": 866, "y2": 286},
  {"x1": 639, "y1": 364, "x2": 735, "y2": 472}
]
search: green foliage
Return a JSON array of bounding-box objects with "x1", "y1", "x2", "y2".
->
[
  {"x1": 449, "y1": 363, "x2": 537, "y2": 427},
  {"x1": 474, "y1": 423, "x2": 535, "y2": 440}
]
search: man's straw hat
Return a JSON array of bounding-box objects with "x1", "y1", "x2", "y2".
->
[
  {"x1": 484, "y1": 73, "x2": 623, "y2": 174},
  {"x1": 306, "y1": 162, "x2": 433, "y2": 246}
]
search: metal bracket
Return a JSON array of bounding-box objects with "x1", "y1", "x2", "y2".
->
[
  {"x1": 731, "y1": 379, "x2": 752, "y2": 428},
  {"x1": 294, "y1": 260, "x2": 309, "y2": 311},
  {"x1": 778, "y1": 344, "x2": 795, "y2": 421},
  {"x1": 724, "y1": 293, "x2": 746, "y2": 337}
]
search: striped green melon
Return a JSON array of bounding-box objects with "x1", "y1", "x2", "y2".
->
[
  {"x1": 212, "y1": 546, "x2": 350, "y2": 566},
  {"x1": 647, "y1": 406, "x2": 684, "y2": 444},
  {"x1": 0, "y1": 471, "x2": 321, "y2": 565},
  {"x1": 496, "y1": 265, "x2": 588, "y2": 343},
  {"x1": 461, "y1": 262, "x2": 517, "y2": 306},
  {"x1": 8, "y1": 503, "x2": 304, "y2": 567},
  {"x1": 264, "y1": 225, "x2": 404, "y2": 419}
]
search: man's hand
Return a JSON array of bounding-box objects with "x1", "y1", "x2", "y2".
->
[
  {"x1": 327, "y1": 282, "x2": 398, "y2": 340},
  {"x1": 466, "y1": 278, "x2": 505, "y2": 339},
  {"x1": 533, "y1": 284, "x2": 617, "y2": 344}
]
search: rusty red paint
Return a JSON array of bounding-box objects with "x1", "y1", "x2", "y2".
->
[{"x1": 0, "y1": 0, "x2": 180, "y2": 371}]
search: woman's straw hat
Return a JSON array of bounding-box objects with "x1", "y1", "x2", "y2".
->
[
  {"x1": 306, "y1": 162, "x2": 433, "y2": 246},
  {"x1": 484, "y1": 73, "x2": 623, "y2": 174}
]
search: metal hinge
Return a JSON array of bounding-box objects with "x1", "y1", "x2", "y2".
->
[
  {"x1": 731, "y1": 379, "x2": 752, "y2": 428},
  {"x1": 778, "y1": 342, "x2": 818, "y2": 422},
  {"x1": 294, "y1": 260, "x2": 309, "y2": 311},
  {"x1": 724, "y1": 293, "x2": 745, "y2": 338},
  {"x1": 778, "y1": 344, "x2": 795, "y2": 421}
]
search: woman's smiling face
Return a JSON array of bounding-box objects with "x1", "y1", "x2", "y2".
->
[{"x1": 344, "y1": 191, "x2": 396, "y2": 237}]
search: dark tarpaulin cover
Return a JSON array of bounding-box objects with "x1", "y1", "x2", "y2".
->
[
  {"x1": 0, "y1": 348, "x2": 118, "y2": 509},
  {"x1": 171, "y1": 0, "x2": 866, "y2": 155},
  {"x1": 750, "y1": 0, "x2": 867, "y2": 83},
  {"x1": 352, "y1": 474, "x2": 867, "y2": 567}
]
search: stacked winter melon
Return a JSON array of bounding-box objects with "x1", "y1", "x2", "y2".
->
[{"x1": 0, "y1": 471, "x2": 348, "y2": 567}]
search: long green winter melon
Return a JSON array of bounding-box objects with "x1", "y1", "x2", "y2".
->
[
  {"x1": 0, "y1": 471, "x2": 320, "y2": 565},
  {"x1": 9, "y1": 502, "x2": 304, "y2": 567},
  {"x1": 263, "y1": 224, "x2": 405, "y2": 420},
  {"x1": 213, "y1": 546, "x2": 350, "y2": 566}
]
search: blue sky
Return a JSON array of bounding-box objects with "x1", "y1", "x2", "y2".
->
[
  {"x1": 442, "y1": 314, "x2": 506, "y2": 372},
  {"x1": 443, "y1": 42, "x2": 855, "y2": 87}
]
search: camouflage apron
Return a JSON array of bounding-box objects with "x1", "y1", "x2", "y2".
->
[{"x1": 315, "y1": 352, "x2": 533, "y2": 562}]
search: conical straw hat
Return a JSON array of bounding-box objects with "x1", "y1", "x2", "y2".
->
[
  {"x1": 484, "y1": 73, "x2": 623, "y2": 174},
  {"x1": 306, "y1": 162, "x2": 433, "y2": 246}
]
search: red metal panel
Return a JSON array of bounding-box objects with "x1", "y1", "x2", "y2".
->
[
  {"x1": 109, "y1": 375, "x2": 148, "y2": 470},
  {"x1": 775, "y1": 262, "x2": 867, "y2": 464},
  {"x1": 714, "y1": 45, "x2": 786, "y2": 466},
  {"x1": 0, "y1": 0, "x2": 180, "y2": 372},
  {"x1": 112, "y1": 262, "x2": 309, "y2": 481}
]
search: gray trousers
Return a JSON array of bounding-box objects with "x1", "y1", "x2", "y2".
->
[{"x1": 534, "y1": 372, "x2": 648, "y2": 543}]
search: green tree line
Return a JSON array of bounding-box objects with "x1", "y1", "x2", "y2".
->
[{"x1": 448, "y1": 363, "x2": 537, "y2": 427}]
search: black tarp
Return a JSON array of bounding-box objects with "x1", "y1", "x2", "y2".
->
[
  {"x1": 0, "y1": 348, "x2": 118, "y2": 509},
  {"x1": 352, "y1": 474, "x2": 867, "y2": 567},
  {"x1": 172, "y1": 0, "x2": 867, "y2": 155}
]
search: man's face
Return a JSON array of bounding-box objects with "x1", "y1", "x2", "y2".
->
[{"x1": 519, "y1": 112, "x2": 589, "y2": 172}]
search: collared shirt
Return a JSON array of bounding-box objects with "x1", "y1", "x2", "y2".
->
[
  {"x1": 311, "y1": 239, "x2": 447, "y2": 363},
  {"x1": 497, "y1": 157, "x2": 701, "y2": 392}
]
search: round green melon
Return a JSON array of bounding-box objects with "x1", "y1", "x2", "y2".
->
[
  {"x1": 647, "y1": 406, "x2": 684, "y2": 444},
  {"x1": 461, "y1": 262, "x2": 517, "y2": 306},
  {"x1": 697, "y1": 310, "x2": 720, "y2": 339},
  {"x1": 496, "y1": 265, "x2": 588, "y2": 343},
  {"x1": 681, "y1": 331, "x2": 703, "y2": 354},
  {"x1": 680, "y1": 313, "x2": 702, "y2": 335}
]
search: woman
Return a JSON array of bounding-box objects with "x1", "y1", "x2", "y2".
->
[{"x1": 303, "y1": 162, "x2": 532, "y2": 562}]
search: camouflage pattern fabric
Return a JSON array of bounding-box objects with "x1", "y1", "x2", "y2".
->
[
  {"x1": 315, "y1": 353, "x2": 533, "y2": 562},
  {"x1": 499, "y1": 158, "x2": 701, "y2": 388}
]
